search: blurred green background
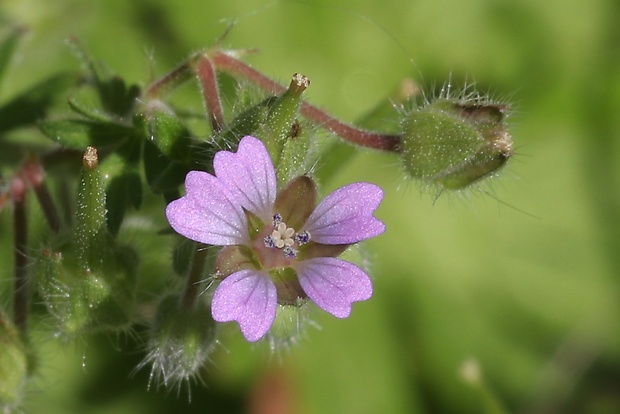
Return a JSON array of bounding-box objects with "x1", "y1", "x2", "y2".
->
[{"x1": 1, "y1": 0, "x2": 620, "y2": 413}]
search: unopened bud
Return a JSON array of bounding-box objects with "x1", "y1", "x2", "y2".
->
[
  {"x1": 401, "y1": 97, "x2": 513, "y2": 189},
  {"x1": 0, "y1": 311, "x2": 33, "y2": 411},
  {"x1": 76, "y1": 146, "x2": 112, "y2": 271},
  {"x1": 138, "y1": 295, "x2": 217, "y2": 389},
  {"x1": 263, "y1": 73, "x2": 309, "y2": 167}
]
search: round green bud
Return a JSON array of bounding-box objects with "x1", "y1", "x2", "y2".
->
[{"x1": 401, "y1": 98, "x2": 513, "y2": 189}]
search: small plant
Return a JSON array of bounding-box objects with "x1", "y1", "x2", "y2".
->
[{"x1": 0, "y1": 27, "x2": 513, "y2": 408}]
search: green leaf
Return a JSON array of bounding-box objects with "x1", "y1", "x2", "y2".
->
[
  {"x1": 105, "y1": 171, "x2": 142, "y2": 236},
  {"x1": 0, "y1": 73, "x2": 76, "y2": 133},
  {"x1": 67, "y1": 38, "x2": 140, "y2": 117},
  {"x1": 0, "y1": 25, "x2": 26, "y2": 94},
  {"x1": 39, "y1": 119, "x2": 133, "y2": 149},
  {"x1": 142, "y1": 139, "x2": 189, "y2": 195}
]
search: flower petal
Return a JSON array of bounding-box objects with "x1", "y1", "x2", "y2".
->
[
  {"x1": 166, "y1": 171, "x2": 248, "y2": 245},
  {"x1": 214, "y1": 136, "x2": 277, "y2": 223},
  {"x1": 296, "y1": 257, "x2": 373, "y2": 318},
  {"x1": 304, "y1": 183, "x2": 385, "y2": 244},
  {"x1": 211, "y1": 269, "x2": 277, "y2": 342}
]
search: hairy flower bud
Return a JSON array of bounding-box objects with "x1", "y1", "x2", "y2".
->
[
  {"x1": 263, "y1": 73, "x2": 309, "y2": 166},
  {"x1": 215, "y1": 74, "x2": 309, "y2": 179},
  {"x1": 138, "y1": 295, "x2": 217, "y2": 390},
  {"x1": 400, "y1": 96, "x2": 513, "y2": 189},
  {"x1": 36, "y1": 147, "x2": 138, "y2": 338},
  {"x1": 0, "y1": 311, "x2": 33, "y2": 412}
]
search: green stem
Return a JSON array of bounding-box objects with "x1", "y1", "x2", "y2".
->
[{"x1": 180, "y1": 243, "x2": 209, "y2": 310}]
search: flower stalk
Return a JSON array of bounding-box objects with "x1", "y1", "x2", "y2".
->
[
  {"x1": 180, "y1": 243, "x2": 210, "y2": 311},
  {"x1": 208, "y1": 50, "x2": 402, "y2": 152},
  {"x1": 11, "y1": 176, "x2": 28, "y2": 332}
]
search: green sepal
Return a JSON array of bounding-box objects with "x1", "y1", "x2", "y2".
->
[
  {"x1": 142, "y1": 139, "x2": 189, "y2": 195},
  {"x1": 297, "y1": 241, "x2": 349, "y2": 261},
  {"x1": 276, "y1": 121, "x2": 312, "y2": 185},
  {"x1": 215, "y1": 245, "x2": 257, "y2": 277},
  {"x1": 245, "y1": 209, "x2": 266, "y2": 240},
  {"x1": 269, "y1": 267, "x2": 304, "y2": 305},
  {"x1": 215, "y1": 96, "x2": 274, "y2": 149},
  {"x1": 39, "y1": 119, "x2": 133, "y2": 149},
  {"x1": 273, "y1": 175, "x2": 317, "y2": 231},
  {"x1": 261, "y1": 74, "x2": 308, "y2": 167}
]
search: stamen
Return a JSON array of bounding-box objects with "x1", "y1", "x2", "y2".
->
[
  {"x1": 264, "y1": 236, "x2": 276, "y2": 248},
  {"x1": 282, "y1": 246, "x2": 297, "y2": 258},
  {"x1": 294, "y1": 230, "x2": 311, "y2": 245},
  {"x1": 265, "y1": 213, "x2": 306, "y2": 258}
]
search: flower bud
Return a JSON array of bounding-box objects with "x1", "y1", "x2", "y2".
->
[
  {"x1": 266, "y1": 302, "x2": 311, "y2": 350},
  {"x1": 37, "y1": 245, "x2": 137, "y2": 338},
  {"x1": 139, "y1": 295, "x2": 217, "y2": 389},
  {"x1": 400, "y1": 97, "x2": 513, "y2": 189},
  {"x1": 0, "y1": 311, "x2": 33, "y2": 412},
  {"x1": 263, "y1": 73, "x2": 309, "y2": 167},
  {"x1": 215, "y1": 74, "x2": 309, "y2": 173},
  {"x1": 76, "y1": 147, "x2": 114, "y2": 272},
  {"x1": 36, "y1": 147, "x2": 138, "y2": 338}
]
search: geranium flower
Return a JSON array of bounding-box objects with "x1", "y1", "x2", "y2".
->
[{"x1": 166, "y1": 136, "x2": 385, "y2": 341}]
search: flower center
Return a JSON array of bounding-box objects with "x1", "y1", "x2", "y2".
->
[{"x1": 262, "y1": 213, "x2": 311, "y2": 259}]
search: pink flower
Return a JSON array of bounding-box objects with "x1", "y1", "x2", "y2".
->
[{"x1": 166, "y1": 136, "x2": 385, "y2": 341}]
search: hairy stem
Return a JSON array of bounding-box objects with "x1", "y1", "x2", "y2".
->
[
  {"x1": 208, "y1": 51, "x2": 402, "y2": 152},
  {"x1": 144, "y1": 60, "x2": 193, "y2": 99},
  {"x1": 193, "y1": 55, "x2": 225, "y2": 133},
  {"x1": 12, "y1": 180, "x2": 28, "y2": 332},
  {"x1": 32, "y1": 182, "x2": 61, "y2": 234}
]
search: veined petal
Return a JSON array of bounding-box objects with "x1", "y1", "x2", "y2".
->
[
  {"x1": 214, "y1": 136, "x2": 277, "y2": 223},
  {"x1": 304, "y1": 183, "x2": 385, "y2": 244},
  {"x1": 166, "y1": 171, "x2": 248, "y2": 245},
  {"x1": 211, "y1": 269, "x2": 277, "y2": 342},
  {"x1": 296, "y1": 257, "x2": 373, "y2": 318}
]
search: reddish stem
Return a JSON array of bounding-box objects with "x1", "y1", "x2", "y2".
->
[
  {"x1": 144, "y1": 60, "x2": 193, "y2": 99},
  {"x1": 193, "y1": 56, "x2": 225, "y2": 133},
  {"x1": 208, "y1": 51, "x2": 402, "y2": 152},
  {"x1": 23, "y1": 156, "x2": 61, "y2": 233},
  {"x1": 11, "y1": 177, "x2": 28, "y2": 332}
]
